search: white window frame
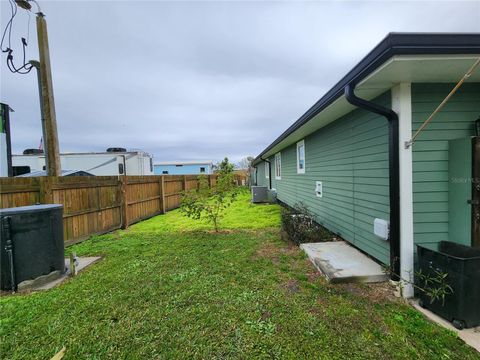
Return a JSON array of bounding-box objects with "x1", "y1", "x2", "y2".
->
[
  {"x1": 275, "y1": 152, "x2": 281, "y2": 180},
  {"x1": 265, "y1": 161, "x2": 269, "y2": 179},
  {"x1": 296, "y1": 140, "x2": 305, "y2": 174}
]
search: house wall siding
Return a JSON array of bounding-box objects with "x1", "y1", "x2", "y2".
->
[
  {"x1": 255, "y1": 161, "x2": 268, "y2": 187},
  {"x1": 268, "y1": 92, "x2": 392, "y2": 264},
  {"x1": 254, "y1": 83, "x2": 479, "y2": 265},
  {"x1": 411, "y1": 83, "x2": 480, "y2": 247}
]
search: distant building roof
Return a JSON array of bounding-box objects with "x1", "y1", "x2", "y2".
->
[{"x1": 154, "y1": 161, "x2": 213, "y2": 166}]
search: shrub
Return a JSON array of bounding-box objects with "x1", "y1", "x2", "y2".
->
[{"x1": 281, "y1": 203, "x2": 335, "y2": 245}]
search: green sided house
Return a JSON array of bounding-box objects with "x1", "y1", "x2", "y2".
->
[{"x1": 252, "y1": 33, "x2": 480, "y2": 297}]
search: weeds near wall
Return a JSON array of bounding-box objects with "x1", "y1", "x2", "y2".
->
[
  {"x1": 415, "y1": 269, "x2": 454, "y2": 305},
  {"x1": 383, "y1": 263, "x2": 453, "y2": 305},
  {"x1": 280, "y1": 203, "x2": 335, "y2": 245}
]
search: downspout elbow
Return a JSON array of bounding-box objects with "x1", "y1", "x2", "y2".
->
[
  {"x1": 260, "y1": 156, "x2": 272, "y2": 189},
  {"x1": 345, "y1": 84, "x2": 398, "y2": 122}
]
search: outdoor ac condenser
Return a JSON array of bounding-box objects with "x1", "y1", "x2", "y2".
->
[
  {"x1": 0, "y1": 204, "x2": 65, "y2": 291},
  {"x1": 251, "y1": 186, "x2": 268, "y2": 203}
]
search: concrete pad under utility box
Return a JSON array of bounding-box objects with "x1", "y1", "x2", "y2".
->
[
  {"x1": 300, "y1": 241, "x2": 388, "y2": 283},
  {"x1": 18, "y1": 257, "x2": 101, "y2": 292}
]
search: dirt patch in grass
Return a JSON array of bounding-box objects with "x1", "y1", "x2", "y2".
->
[
  {"x1": 253, "y1": 240, "x2": 298, "y2": 265},
  {"x1": 340, "y1": 282, "x2": 400, "y2": 304},
  {"x1": 279, "y1": 244, "x2": 298, "y2": 255},
  {"x1": 305, "y1": 267, "x2": 323, "y2": 283},
  {"x1": 203, "y1": 229, "x2": 235, "y2": 235},
  {"x1": 282, "y1": 279, "x2": 300, "y2": 294},
  {"x1": 253, "y1": 242, "x2": 280, "y2": 263},
  {"x1": 260, "y1": 311, "x2": 272, "y2": 321}
]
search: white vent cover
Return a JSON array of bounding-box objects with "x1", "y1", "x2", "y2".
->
[
  {"x1": 315, "y1": 181, "x2": 323, "y2": 197},
  {"x1": 374, "y1": 218, "x2": 390, "y2": 241}
]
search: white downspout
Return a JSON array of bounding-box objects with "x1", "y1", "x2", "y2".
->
[{"x1": 392, "y1": 83, "x2": 414, "y2": 298}]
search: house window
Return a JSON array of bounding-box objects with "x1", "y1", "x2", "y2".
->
[
  {"x1": 275, "y1": 153, "x2": 281, "y2": 180},
  {"x1": 265, "y1": 161, "x2": 269, "y2": 179},
  {"x1": 297, "y1": 140, "x2": 305, "y2": 174},
  {"x1": 162, "y1": 170, "x2": 169, "y2": 174},
  {"x1": 200, "y1": 167, "x2": 206, "y2": 173}
]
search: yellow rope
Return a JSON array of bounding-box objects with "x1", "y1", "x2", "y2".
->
[{"x1": 406, "y1": 57, "x2": 480, "y2": 149}]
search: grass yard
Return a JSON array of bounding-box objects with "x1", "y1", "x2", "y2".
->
[{"x1": 1, "y1": 190, "x2": 478, "y2": 359}]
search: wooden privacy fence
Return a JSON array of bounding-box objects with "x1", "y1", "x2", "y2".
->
[{"x1": 0, "y1": 174, "x2": 244, "y2": 246}]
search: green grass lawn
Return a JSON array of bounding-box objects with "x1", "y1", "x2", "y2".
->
[{"x1": 1, "y1": 191, "x2": 478, "y2": 359}]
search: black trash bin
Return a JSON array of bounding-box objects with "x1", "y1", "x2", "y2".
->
[{"x1": 417, "y1": 241, "x2": 480, "y2": 329}]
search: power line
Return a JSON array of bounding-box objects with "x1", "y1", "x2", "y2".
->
[
  {"x1": 1, "y1": 0, "x2": 33, "y2": 75},
  {"x1": 1, "y1": 0, "x2": 17, "y2": 52}
]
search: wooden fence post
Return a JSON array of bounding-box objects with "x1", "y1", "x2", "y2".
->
[
  {"x1": 120, "y1": 176, "x2": 128, "y2": 229},
  {"x1": 160, "y1": 176, "x2": 166, "y2": 214},
  {"x1": 38, "y1": 177, "x2": 45, "y2": 204},
  {"x1": 183, "y1": 175, "x2": 187, "y2": 191},
  {"x1": 39, "y1": 176, "x2": 54, "y2": 204}
]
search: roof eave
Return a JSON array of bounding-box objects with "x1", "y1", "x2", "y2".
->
[{"x1": 252, "y1": 32, "x2": 480, "y2": 166}]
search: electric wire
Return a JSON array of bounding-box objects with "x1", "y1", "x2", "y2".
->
[
  {"x1": 1, "y1": 0, "x2": 33, "y2": 75},
  {"x1": 1, "y1": 0, "x2": 17, "y2": 52},
  {"x1": 26, "y1": 10, "x2": 30, "y2": 44}
]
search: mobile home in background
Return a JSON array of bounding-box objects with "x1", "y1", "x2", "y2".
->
[
  {"x1": 154, "y1": 161, "x2": 213, "y2": 175},
  {"x1": 12, "y1": 148, "x2": 154, "y2": 176}
]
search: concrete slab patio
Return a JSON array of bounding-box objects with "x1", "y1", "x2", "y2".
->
[{"x1": 300, "y1": 241, "x2": 388, "y2": 283}]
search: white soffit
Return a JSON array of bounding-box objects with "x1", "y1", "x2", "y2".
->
[
  {"x1": 262, "y1": 54, "x2": 480, "y2": 159},
  {"x1": 358, "y1": 54, "x2": 480, "y2": 88}
]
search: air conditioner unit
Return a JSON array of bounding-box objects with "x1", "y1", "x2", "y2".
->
[
  {"x1": 251, "y1": 186, "x2": 268, "y2": 203},
  {"x1": 268, "y1": 188, "x2": 277, "y2": 203},
  {"x1": 0, "y1": 204, "x2": 65, "y2": 291}
]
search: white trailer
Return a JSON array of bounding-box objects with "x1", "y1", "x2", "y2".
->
[
  {"x1": 0, "y1": 132, "x2": 7, "y2": 177},
  {"x1": 12, "y1": 149, "x2": 154, "y2": 176}
]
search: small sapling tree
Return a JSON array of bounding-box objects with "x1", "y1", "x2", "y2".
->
[
  {"x1": 382, "y1": 260, "x2": 453, "y2": 305},
  {"x1": 180, "y1": 157, "x2": 237, "y2": 232}
]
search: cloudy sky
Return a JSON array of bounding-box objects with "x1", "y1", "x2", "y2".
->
[{"x1": 1, "y1": 0, "x2": 479, "y2": 163}]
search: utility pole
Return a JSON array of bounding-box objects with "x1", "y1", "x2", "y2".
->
[
  {"x1": 36, "y1": 11, "x2": 61, "y2": 176},
  {"x1": 16, "y1": 0, "x2": 61, "y2": 176},
  {"x1": 29, "y1": 60, "x2": 47, "y2": 163}
]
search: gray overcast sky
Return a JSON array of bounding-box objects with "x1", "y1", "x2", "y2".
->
[{"x1": 1, "y1": 0, "x2": 479, "y2": 163}]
